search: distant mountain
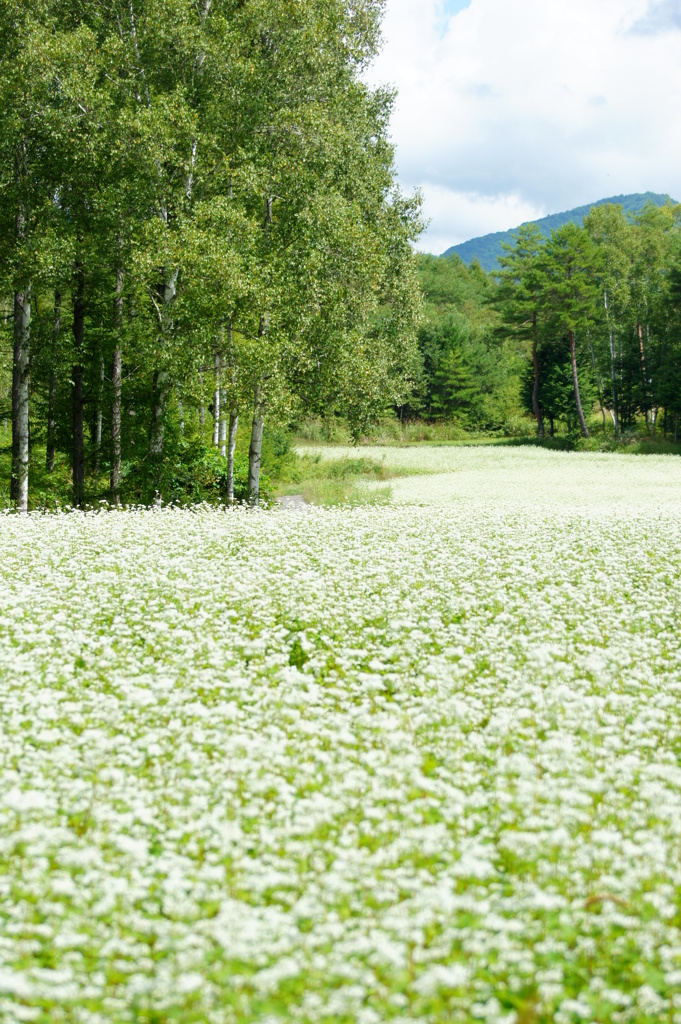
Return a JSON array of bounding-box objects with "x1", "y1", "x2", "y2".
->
[{"x1": 442, "y1": 192, "x2": 677, "y2": 272}]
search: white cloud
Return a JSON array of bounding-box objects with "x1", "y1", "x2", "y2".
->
[
  {"x1": 417, "y1": 186, "x2": 545, "y2": 253},
  {"x1": 370, "y1": 0, "x2": 681, "y2": 252}
]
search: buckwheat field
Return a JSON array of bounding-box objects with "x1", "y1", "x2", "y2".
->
[{"x1": 2, "y1": 446, "x2": 681, "y2": 1024}]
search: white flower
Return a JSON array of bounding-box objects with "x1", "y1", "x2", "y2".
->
[
  {"x1": 413, "y1": 963, "x2": 470, "y2": 995},
  {"x1": 1, "y1": 447, "x2": 681, "y2": 1020}
]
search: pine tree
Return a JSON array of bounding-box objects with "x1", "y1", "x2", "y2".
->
[{"x1": 537, "y1": 224, "x2": 599, "y2": 438}]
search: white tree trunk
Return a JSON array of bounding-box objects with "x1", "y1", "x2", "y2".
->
[
  {"x1": 72, "y1": 269, "x2": 86, "y2": 508},
  {"x1": 150, "y1": 369, "x2": 169, "y2": 456},
  {"x1": 213, "y1": 352, "x2": 220, "y2": 447},
  {"x1": 111, "y1": 267, "x2": 123, "y2": 505},
  {"x1": 604, "y1": 292, "x2": 619, "y2": 437},
  {"x1": 95, "y1": 352, "x2": 104, "y2": 474},
  {"x1": 149, "y1": 269, "x2": 178, "y2": 503},
  {"x1": 569, "y1": 330, "x2": 589, "y2": 438},
  {"x1": 227, "y1": 411, "x2": 238, "y2": 501},
  {"x1": 198, "y1": 368, "x2": 205, "y2": 435},
  {"x1": 219, "y1": 387, "x2": 227, "y2": 456},
  {"x1": 248, "y1": 386, "x2": 265, "y2": 505},
  {"x1": 12, "y1": 285, "x2": 30, "y2": 512},
  {"x1": 47, "y1": 291, "x2": 60, "y2": 474}
]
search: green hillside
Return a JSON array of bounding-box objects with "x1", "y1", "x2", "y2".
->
[{"x1": 443, "y1": 192, "x2": 676, "y2": 271}]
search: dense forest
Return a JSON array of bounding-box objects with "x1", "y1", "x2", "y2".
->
[
  {"x1": 0, "y1": 0, "x2": 422, "y2": 511},
  {"x1": 408, "y1": 255, "x2": 520, "y2": 431},
  {"x1": 496, "y1": 201, "x2": 681, "y2": 441},
  {"x1": 410, "y1": 199, "x2": 681, "y2": 445},
  {"x1": 3, "y1": 5, "x2": 681, "y2": 513}
]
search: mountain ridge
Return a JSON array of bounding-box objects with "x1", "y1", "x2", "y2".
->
[{"x1": 442, "y1": 192, "x2": 677, "y2": 271}]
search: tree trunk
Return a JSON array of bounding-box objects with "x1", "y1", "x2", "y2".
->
[
  {"x1": 150, "y1": 370, "x2": 169, "y2": 504},
  {"x1": 637, "y1": 322, "x2": 650, "y2": 427},
  {"x1": 11, "y1": 285, "x2": 31, "y2": 511},
  {"x1": 248, "y1": 386, "x2": 265, "y2": 505},
  {"x1": 94, "y1": 351, "x2": 104, "y2": 474},
  {"x1": 46, "y1": 292, "x2": 60, "y2": 473},
  {"x1": 72, "y1": 268, "x2": 86, "y2": 508},
  {"x1": 569, "y1": 330, "x2": 589, "y2": 438},
  {"x1": 227, "y1": 411, "x2": 238, "y2": 501},
  {"x1": 110, "y1": 267, "x2": 123, "y2": 505},
  {"x1": 646, "y1": 322, "x2": 654, "y2": 418},
  {"x1": 11, "y1": 148, "x2": 30, "y2": 511},
  {"x1": 587, "y1": 330, "x2": 606, "y2": 434},
  {"x1": 598, "y1": 400, "x2": 606, "y2": 433},
  {"x1": 604, "y1": 292, "x2": 619, "y2": 437},
  {"x1": 675, "y1": 412, "x2": 678, "y2": 444},
  {"x1": 248, "y1": 315, "x2": 269, "y2": 505},
  {"x1": 148, "y1": 268, "x2": 178, "y2": 497},
  {"x1": 150, "y1": 370, "x2": 169, "y2": 456},
  {"x1": 213, "y1": 351, "x2": 220, "y2": 447},
  {"x1": 219, "y1": 387, "x2": 227, "y2": 456},
  {"x1": 198, "y1": 369, "x2": 205, "y2": 435},
  {"x1": 531, "y1": 314, "x2": 544, "y2": 438},
  {"x1": 609, "y1": 335, "x2": 620, "y2": 437}
]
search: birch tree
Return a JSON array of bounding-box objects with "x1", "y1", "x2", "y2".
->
[
  {"x1": 1, "y1": 0, "x2": 422, "y2": 508},
  {"x1": 585, "y1": 204, "x2": 633, "y2": 437}
]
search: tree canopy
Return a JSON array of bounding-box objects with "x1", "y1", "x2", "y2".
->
[
  {"x1": 495, "y1": 199, "x2": 681, "y2": 441},
  {"x1": 0, "y1": 0, "x2": 422, "y2": 509}
]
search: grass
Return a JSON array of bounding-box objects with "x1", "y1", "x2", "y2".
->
[
  {"x1": 276, "y1": 454, "x2": 393, "y2": 506},
  {"x1": 494, "y1": 430, "x2": 681, "y2": 457},
  {"x1": 295, "y1": 414, "x2": 681, "y2": 456}
]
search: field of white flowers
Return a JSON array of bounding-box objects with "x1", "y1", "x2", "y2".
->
[{"x1": 1, "y1": 446, "x2": 681, "y2": 1024}]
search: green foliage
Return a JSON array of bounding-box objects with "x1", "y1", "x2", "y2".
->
[
  {"x1": 159, "y1": 443, "x2": 272, "y2": 507},
  {"x1": 413, "y1": 254, "x2": 522, "y2": 429},
  {"x1": 0, "y1": 0, "x2": 422, "y2": 509},
  {"x1": 492, "y1": 203, "x2": 681, "y2": 441},
  {"x1": 520, "y1": 337, "x2": 597, "y2": 437}
]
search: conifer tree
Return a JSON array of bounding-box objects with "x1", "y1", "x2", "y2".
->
[{"x1": 537, "y1": 224, "x2": 599, "y2": 438}]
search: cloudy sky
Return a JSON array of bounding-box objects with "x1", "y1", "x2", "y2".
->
[{"x1": 369, "y1": 0, "x2": 681, "y2": 252}]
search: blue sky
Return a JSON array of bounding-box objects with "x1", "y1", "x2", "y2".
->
[
  {"x1": 371, "y1": 0, "x2": 681, "y2": 252},
  {"x1": 442, "y1": 0, "x2": 473, "y2": 13},
  {"x1": 437, "y1": 0, "x2": 472, "y2": 35},
  {"x1": 631, "y1": 0, "x2": 681, "y2": 32}
]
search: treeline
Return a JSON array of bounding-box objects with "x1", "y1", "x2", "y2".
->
[
  {"x1": 497, "y1": 202, "x2": 681, "y2": 440},
  {"x1": 1, "y1": 0, "x2": 420, "y2": 510},
  {"x1": 408, "y1": 255, "x2": 520, "y2": 430},
  {"x1": 408, "y1": 202, "x2": 681, "y2": 443}
]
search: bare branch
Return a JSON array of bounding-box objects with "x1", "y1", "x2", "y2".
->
[
  {"x1": 128, "y1": 1, "x2": 151, "y2": 109},
  {"x1": 148, "y1": 289, "x2": 164, "y2": 327},
  {"x1": 186, "y1": 139, "x2": 198, "y2": 202}
]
